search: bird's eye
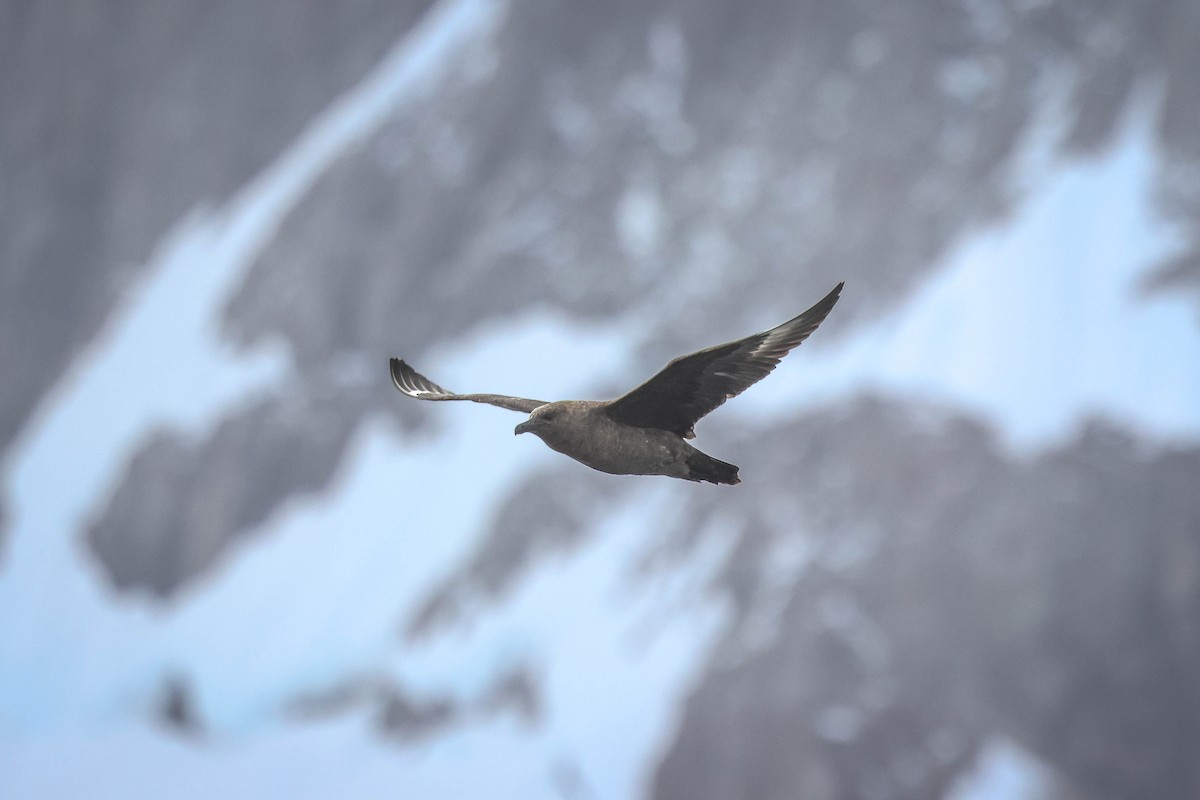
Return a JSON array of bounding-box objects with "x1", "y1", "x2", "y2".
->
[{"x1": 542, "y1": 410, "x2": 556, "y2": 421}]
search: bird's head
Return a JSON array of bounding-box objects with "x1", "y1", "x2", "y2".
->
[{"x1": 514, "y1": 404, "x2": 562, "y2": 437}]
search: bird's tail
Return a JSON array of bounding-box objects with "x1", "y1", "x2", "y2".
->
[{"x1": 686, "y1": 451, "x2": 741, "y2": 485}]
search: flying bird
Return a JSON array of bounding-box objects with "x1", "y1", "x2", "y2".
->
[{"x1": 390, "y1": 282, "x2": 843, "y2": 485}]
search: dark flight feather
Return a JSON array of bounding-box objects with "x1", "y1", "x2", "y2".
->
[
  {"x1": 389, "y1": 358, "x2": 546, "y2": 414},
  {"x1": 602, "y1": 282, "x2": 843, "y2": 436}
]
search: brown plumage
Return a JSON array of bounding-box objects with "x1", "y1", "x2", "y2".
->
[{"x1": 390, "y1": 282, "x2": 843, "y2": 484}]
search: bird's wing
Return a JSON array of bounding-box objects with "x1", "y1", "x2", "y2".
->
[
  {"x1": 604, "y1": 282, "x2": 843, "y2": 436},
  {"x1": 390, "y1": 358, "x2": 547, "y2": 414}
]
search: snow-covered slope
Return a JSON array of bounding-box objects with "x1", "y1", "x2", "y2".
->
[{"x1": 3, "y1": 1, "x2": 1200, "y2": 798}]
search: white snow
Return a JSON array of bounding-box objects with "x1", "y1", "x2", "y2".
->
[{"x1": 946, "y1": 737, "x2": 1056, "y2": 800}]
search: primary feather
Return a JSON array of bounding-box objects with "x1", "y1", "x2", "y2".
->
[
  {"x1": 389, "y1": 358, "x2": 546, "y2": 414},
  {"x1": 602, "y1": 282, "x2": 843, "y2": 437}
]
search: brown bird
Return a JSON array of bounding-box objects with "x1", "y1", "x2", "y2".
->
[{"x1": 390, "y1": 282, "x2": 843, "y2": 484}]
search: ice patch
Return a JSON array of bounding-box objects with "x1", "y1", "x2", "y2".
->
[{"x1": 946, "y1": 737, "x2": 1056, "y2": 800}]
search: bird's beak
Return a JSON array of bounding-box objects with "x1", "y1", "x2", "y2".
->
[{"x1": 514, "y1": 419, "x2": 535, "y2": 436}]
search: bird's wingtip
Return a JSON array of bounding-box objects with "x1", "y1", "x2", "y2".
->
[
  {"x1": 389, "y1": 358, "x2": 408, "y2": 391},
  {"x1": 817, "y1": 281, "x2": 845, "y2": 310}
]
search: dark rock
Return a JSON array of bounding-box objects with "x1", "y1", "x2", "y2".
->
[
  {"x1": 88, "y1": 392, "x2": 363, "y2": 595},
  {"x1": 157, "y1": 674, "x2": 203, "y2": 737}
]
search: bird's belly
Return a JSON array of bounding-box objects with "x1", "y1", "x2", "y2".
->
[{"x1": 546, "y1": 427, "x2": 687, "y2": 477}]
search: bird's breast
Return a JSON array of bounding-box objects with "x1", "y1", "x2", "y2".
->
[{"x1": 541, "y1": 414, "x2": 685, "y2": 477}]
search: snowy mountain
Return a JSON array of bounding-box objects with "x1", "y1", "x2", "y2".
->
[{"x1": 3, "y1": 1, "x2": 1199, "y2": 798}]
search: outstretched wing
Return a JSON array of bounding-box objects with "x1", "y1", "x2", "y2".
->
[
  {"x1": 604, "y1": 282, "x2": 843, "y2": 437},
  {"x1": 390, "y1": 358, "x2": 547, "y2": 414}
]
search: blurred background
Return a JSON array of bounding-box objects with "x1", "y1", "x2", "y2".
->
[{"x1": 2, "y1": 0, "x2": 1200, "y2": 797}]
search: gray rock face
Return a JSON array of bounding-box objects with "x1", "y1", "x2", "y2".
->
[
  {"x1": 423, "y1": 401, "x2": 1200, "y2": 799},
  {"x1": 88, "y1": 393, "x2": 367, "y2": 596},
  {"x1": 408, "y1": 467, "x2": 625, "y2": 639},
  {"x1": 647, "y1": 407, "x2": 1200, "y2": 800}
]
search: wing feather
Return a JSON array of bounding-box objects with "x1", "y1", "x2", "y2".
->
[
  {"x1": 389, "y1": 358, "x2": 547, "y2": 414},
  {"x1": 603, "y1": 282, "x2": 843, "y2": 435}
]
